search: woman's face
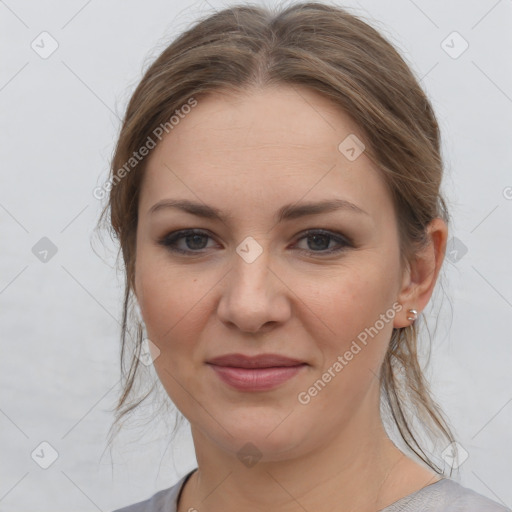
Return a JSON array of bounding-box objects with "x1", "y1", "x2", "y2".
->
[{"x1": 134, "y1": 85, "x2": 410, "y2": 461}]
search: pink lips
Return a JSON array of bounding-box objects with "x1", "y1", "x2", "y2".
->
[{"x1": 206, "y1": 353, "x2": 307, "y2": 392}]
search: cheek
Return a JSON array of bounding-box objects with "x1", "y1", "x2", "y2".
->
[
  {"x1": 135, "y1": 254, "x2": 205, "y2": 349},
  {"x1": 311, "y1": 261, "x2": 397, "y2": 330},
  {"x1": 302, "y1": 260, "x2": 399, "y2": 373},
  {"x1": 136, "y1": 261, "x2": 205, "y2": 402}
]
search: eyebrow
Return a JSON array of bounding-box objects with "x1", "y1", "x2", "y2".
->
[{"x1": 148, "y1": 198, "x2": 369, "y2": 223}]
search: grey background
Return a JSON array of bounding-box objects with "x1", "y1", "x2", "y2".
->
[{"x1": 1, "y1": 0, "x2": 511, "y2": 510}]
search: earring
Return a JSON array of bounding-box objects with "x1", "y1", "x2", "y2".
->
[{"x1": 407, "y1": 309, "x2": 418, "y2": 322}]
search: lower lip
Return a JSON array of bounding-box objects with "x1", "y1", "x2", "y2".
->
[{"x1": 208, "y1": 364, "x2": 307, "y2": 391}]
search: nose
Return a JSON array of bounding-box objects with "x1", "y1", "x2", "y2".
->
[{"x1": 216, "y1": 245, "x2": 291, "y2": 334}]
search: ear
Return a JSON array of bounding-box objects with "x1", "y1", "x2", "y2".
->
[{"x1": 393, "y1": 218, "x2": 448, "y2": 328}]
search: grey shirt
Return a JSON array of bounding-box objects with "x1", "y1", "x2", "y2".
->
[{"x1": 112, "y1": 469, "x2": 510, "y2": 512}]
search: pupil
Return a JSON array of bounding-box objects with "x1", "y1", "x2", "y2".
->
[
  {"x1": 309, "y1": 234, "x2": 329, "y2": 250},
  {"x1": 187, "y1": 234, "x2": 207, "y2": 250}
]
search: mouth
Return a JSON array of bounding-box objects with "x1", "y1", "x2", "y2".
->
[{"x1": 206, "y1": 353, "x2": 308, "y2": 392}]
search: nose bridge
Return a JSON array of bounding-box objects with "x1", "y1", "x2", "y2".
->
[
  {"x1": 232, "y1": 234, "x2": 272, "y2": 297},
  {"x1": 217, "y1": 234, "x2": 289, "y2": 332}
]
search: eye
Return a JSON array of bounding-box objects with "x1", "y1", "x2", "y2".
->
[
  {"x1": 158, "y1": 228, "x2": 352, "y2": 256},
  {"x1": 158, "y1": 229, "x2": 216, "y2": 254},
  {"x1": 294, "y1": 229, "x2": 352, "y2": 255}
]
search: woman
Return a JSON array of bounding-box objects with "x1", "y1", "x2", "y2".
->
[{"x1": 101, "y1": 2, "x2": 509, "y2": 511}]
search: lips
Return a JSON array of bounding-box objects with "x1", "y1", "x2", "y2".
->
[
  {"x1": 206, "y1": 353, "x2": 308, "y2": 392},
  {"x1": 206, "y1": 353, "x2": 306, "y2": 369}
]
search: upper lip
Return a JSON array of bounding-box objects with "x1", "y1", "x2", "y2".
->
[{"x1": 206, "y1": 353, "x2": 306, "y2": 369}]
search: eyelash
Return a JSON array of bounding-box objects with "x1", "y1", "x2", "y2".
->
[{"x1": 157, "y1": 229, "x2": 353, "y2": 257}]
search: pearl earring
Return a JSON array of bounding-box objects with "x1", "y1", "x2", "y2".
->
[{"x1": 407, "y1": 309, "x2": 418, "y2": 322}]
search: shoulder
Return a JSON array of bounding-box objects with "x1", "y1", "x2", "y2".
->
[
  {"x1": 384, "y1": 478, "x2": 510, "y2": 512},
  {"x1": 111, "y1": 486, "x2": 175, "y2": 512},
  {"x1": 111, "y1": 469, "x2": 196, "y2": 512},
  {"x1": 441, "y1": 479, "x2": 510, "y2": 512}
]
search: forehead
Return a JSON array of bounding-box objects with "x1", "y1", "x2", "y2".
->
[
  {"x1": 163, "y1": 85, "x2": 365, "y2": 163},
  {"x1": 139, "y1": 85, "x2": 392, "y2": 221}
]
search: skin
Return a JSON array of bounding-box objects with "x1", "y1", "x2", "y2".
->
[{"x1": 134, "y1": 85, "x2": 448, "y2": 512}]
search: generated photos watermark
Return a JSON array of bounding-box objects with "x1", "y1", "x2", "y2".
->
[
  {"x1": 297, "y1": 301, "x2": 403, "y2": 405},
  {"x1": 93, "y1": 97, "x2": 198, "y2": 200}
]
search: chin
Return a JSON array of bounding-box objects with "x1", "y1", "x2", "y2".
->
[{"x1": 208, "y1": 412, "x2": 310, "y2": 462}]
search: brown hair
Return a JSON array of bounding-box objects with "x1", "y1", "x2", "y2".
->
[{"x1": 97, "y1": 0, "x2": 456, "y2": 474}]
